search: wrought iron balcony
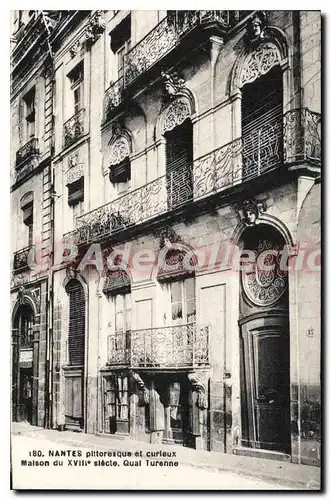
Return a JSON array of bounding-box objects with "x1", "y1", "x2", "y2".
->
[
  {"x1": 63, "y1": 108, "x2": 321, "y2": 247},
  {"x1": 63, "y1": 108, "x2": 85, "y2": 149},
  {"x1": 64, "y1": 163, "x2": 192, "y2": 245},
  {"x1": 103, "y1": 11, "x2": 251, "y2": 119},
  {"x1": 15, "y1": 138, "x2": 39, "y2": 168},
  {"x1": 13, "y1": 245, "x2": 35, "y2": 273},
  {"x1": 107, "y1": 323, "x2": 209, "y2": 368},
  {"x1": 124, "y1": 11, "x2": 231, "y2": 87},
  {"x1": 103, "y1": 77, "x2": 125, "y2": 122}
]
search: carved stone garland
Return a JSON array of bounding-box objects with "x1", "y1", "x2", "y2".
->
[
  {"x1": 162, "y1": 98, "x2": 191, "y2": 134},
  {"x1": 239, "y1": 42, "x2": 281, "y2": 88}
]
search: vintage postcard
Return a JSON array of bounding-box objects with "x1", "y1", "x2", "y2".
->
[{"x1": 10, "y1": 9, "x2": 321, "y2": 490}]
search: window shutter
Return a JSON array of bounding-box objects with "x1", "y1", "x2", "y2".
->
[
  {"x1": 165, "y1": 120, "x2": 193, "y2": 208},
  {"x1": 67, "y1": 280, "x2": 85, "y2": 366},
  {"x1": 165, "y1": 120, "x2": 193, "y2": 173}
]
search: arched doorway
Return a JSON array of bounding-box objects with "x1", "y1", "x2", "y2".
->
[
  {"x1": 238, "y1": 224, "x2": 291, "y2": 454},
  {"x1": 12, "y1": 303, "x2": 35, "y2": 423}
]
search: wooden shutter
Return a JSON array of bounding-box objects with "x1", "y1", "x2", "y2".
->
[
  {"x1": 165, "y1": 120, "x2": 193, "y2": 173},
  {"x1": 67, "y1": 280, "x2": 85, "y2": 366},
  {"x1": 166, "y1": 120, "x2": 193, "y2": 208}
]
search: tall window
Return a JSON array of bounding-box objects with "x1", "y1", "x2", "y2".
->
[
  {"x1": 66, "y1": 280, "x2": 85, "y2": 366},
  {"x1": 170, "y1": 277, "x2": 196, "y2": 325},
  {"x1": 241, "y1": 66, "x2": 283, "y2": 178},
  {"x1": 110, "y1": 15, "x2": 131, "y2": 81},
  {"x1": 114, "y1": 293, "x2": 131, "y2": 333},
  {"x1": 165, "y1": 120, "x2": 193, "y2": 209},
  {"x1": 14, "y1": 304, "x2": 34, "y2": 349},
  {"x1": 21, "y1": 193, "x2": 34, "y2": 247},
  {"x1": 23, "y1": 87, "x2": 36, "y2": 141},
  {"x1": 68, "y1": 62, "x2": 84, "y2": 116}
]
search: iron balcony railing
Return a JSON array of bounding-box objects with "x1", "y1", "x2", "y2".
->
[
  {"x1": 103, "y1": 11, "x2": 250, "y2": 118},
  {"x1": 13, "y1": 245, "x2": 35, "y2": 273},
  {"x1": 63, "y1": 108, "x2": 321, "y2": 247},
  {"x1": 103, "y1": 77, "x2": 125, "y2": 122},
  {"x1": 15, "y1": 137, "x2": 39, "y2": 168},
  {"x1": 107, "y1": 323, "x2": 209, "y2": 368},
  {"x1": 63, "y1": 108, "x2": 85, "y2": 149}
]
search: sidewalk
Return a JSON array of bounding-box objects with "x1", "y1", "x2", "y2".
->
[{"x1": 11, "y1": 422, "x2": 320, "y2": 490}]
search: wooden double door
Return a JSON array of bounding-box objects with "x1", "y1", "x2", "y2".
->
[{"x1": 239, "y1": 313, "x2": 291, "y2": 454}]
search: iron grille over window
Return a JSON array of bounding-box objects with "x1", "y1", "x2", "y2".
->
[
  {"x1": 165, "y1": 120, "x2": 193, "y2": 209},
  {"x1": 66, "y1": 280, "x2": 85, "y2": 366}
]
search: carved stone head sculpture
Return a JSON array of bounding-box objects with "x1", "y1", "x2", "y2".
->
[{"x1": 246, "y1": 11, "x2": 268, "y2": 44}]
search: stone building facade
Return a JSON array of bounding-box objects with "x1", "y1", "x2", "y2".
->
[{"x1": 11, "y1": 11, "x2": 321, "y2": 467}]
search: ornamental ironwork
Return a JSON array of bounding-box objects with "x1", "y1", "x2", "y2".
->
[
  {"x1": 107, "y1": 323, "x2": 209, "y2": 368},
  {"x1": 15, "y1": 138, "x2": 39, "y2": 168},
  {"x1": 63, "y1": 109, "x2": 85, "y2": 149},
  {"x1": 62, "y1": 108, "x2": 320, "y2": 247},
  {"x1": 124, "y1": 12, "x2": 231, "y2": 87},
  {"x1": 241, "y1": 239, "x2": 288, "y2": 306},
  {"x1": 103, "y1": 77, "x2": 125, "y2": 121},
  {"x1": 284, "y1": 108, "x2": 321, "y2": 164},
  {"x1": 13, "y1": 245, "x2": 35, "y2": 273}
]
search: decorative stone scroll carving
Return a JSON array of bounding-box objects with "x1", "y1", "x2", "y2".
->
[
  {"x1": 239, "y1": 42, "x2": 281, "y2": 87},
  {"x1": 66, "y1": 164, "x2": 84, "y2": 185},
  {"x1": 162, "y1": 98, "x2": 191, "y2": 134},
  {"x1": 85, "y1": 11, "x2": 106, "y2": 45},
  {"x1": 130, "y1": 371, "x2": 149, "y2": 405},
  {"x1": 109, "y1": 136, "x2": 131, "y2": 167},
  {"x1": 187, "y1": 372, "x2": 207, "y2": 410},
  {"x1": 236, "y1": 199, "x2": 266, "y2": 227}
]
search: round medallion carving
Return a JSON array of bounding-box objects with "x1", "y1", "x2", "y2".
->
[{"x1": 242, "y1": 239, "x2": 288, "y2": 306}]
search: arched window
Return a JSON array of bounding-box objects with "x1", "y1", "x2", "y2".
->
[
  {"x1": 241, "y1": 64, "x2": 283, "y2": 179},
  {"x1": 162, "y1": 97, "x2": 194, "y2": 209},
  {"x1": 20, "y1": 192, "x2": 34, "y2": 247},
  {"x1": 14, "y1": 304, "x2": 34, "y2": 348},
  {"x1": 66, "y1": 280, "x2": 85, "y2": 366}
]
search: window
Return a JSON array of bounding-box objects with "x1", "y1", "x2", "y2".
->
[
  {"x1": 165, "y1": 120, "x2": 193, "y2": 208},
  {"x1": 21, "y1": 193, "x2": 34, "y2": 247},
  {"x1": 68, "y1": 62, "x2": 84, "y2": 116},
  {"x1": 114, "y1": 293, "x2": 131, "y2": 333},
  {"x1": 241, "y1": 66, "x2": 283, "y2": 178},
  {"x1": 66, "y1": 280, "x2": 85, "y2": 366},
  {"x1": 14, "y1": 304, "x2": 34, "y2": 349},
  {"x1": 23, "y1": 88, "x2": 36, "y2": 140},
  {"x1": 68, "y1": 177, "x2": 84, "y2": 207},
  {"x1": 104, "y1": 374, "x2": 129, "y2": 434},
  {"x1": 170, "y1": 277, "x2": 196, "y2": 325},
  {"x1": 110, "y1": 15, "x2": 131, "y2": 80}
]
